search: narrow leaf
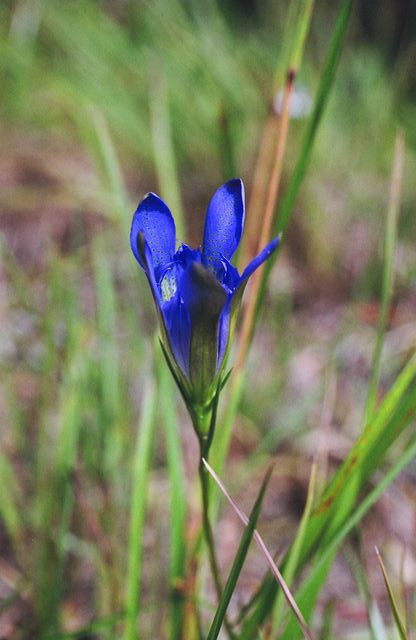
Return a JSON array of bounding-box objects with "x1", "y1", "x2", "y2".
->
[
  {"x1": 257, "y1": 0, "x2": 354, "y2": 313},
  {"x1": 271, "y1": 462, "x2": 317, "y2": 634},
  {"x1": 375, "y1": 547, "x2": 408, "y2": 640},
  {"x1": 364, "y1": 131, "x2": 405, "y2": 423},
  {"x1": 206, "y1": 466, "x2": 272, "y2": 640},
  {"x1": 124, "y1": 379, "x2": 158, "y2": 640},
  {"x1": 159, "y1": 363, "x2": 187, "y2": 640},
  {"x1": 278, "y1": 435, "x2": 416, "y2": 640},
  {"x1": 203, "y1": 460, "x2": 312, "y2": 640}
]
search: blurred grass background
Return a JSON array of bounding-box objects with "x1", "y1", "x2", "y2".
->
[{"x1": 0, "y1": 0, "x2": 415, "y2": 638}]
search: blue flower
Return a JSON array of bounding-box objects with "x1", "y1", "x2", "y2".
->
[{"x1": 130, "y1": 179, "x2": 279, "y2": 414}]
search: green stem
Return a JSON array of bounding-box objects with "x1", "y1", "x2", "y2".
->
[
  {"x1": 193, "y1": 376, "x2": 236, "y2": 638},
  {"x1": 198, "y1": 451, "x2": 236, "y2": 640},
  {"x1": 199, "y1": 456, "x2": 223, "y2": 599}
]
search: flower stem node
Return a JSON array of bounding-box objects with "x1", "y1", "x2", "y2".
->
[{"x1": 130, "y1": 179, "x2": 279, "y2": 437}]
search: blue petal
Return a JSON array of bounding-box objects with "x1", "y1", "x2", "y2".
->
[
  {"x1": 174, "y1": 244, "x2": 202, "y2": 269},
  {"x1": 239, "y1": 235, "x2": 280, "y2": 285},
  {"x1": 216, "y1": 236, "x2": 280, "y2": 371},
  {"x1": 130, "y1": 192, "x2": 176, "y2": 271},
  {"x1": 139, "y1": 235, "x2": 191, "y2": 377},
  {"x1": 216, "y1": 257, "x2": 240, "y2": 293},
  {"x1": 138, "y1": 234, "x2": 162, "y2": 308},
  {"x1": 202, "y1": 179, "x2": 245, "y2": 272},
  {"x1": 180, "y1": 262, "x2": 227, "y2": 322},
  {"x1": 162, "y1": 296, "x2": 191, "y2": 377},
  {"x1": 180, "y1": 262, "x2": 227, "y2": 392},
  {"x1": 216, "y1": 298, "x2": 232, "y2": 371}
]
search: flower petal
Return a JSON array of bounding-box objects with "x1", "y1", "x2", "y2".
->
[
  {"x1": 217, "y1": 299, "x2": 232, "y2": 371},
  {"x1": 181, "y1": 262, "x2": 227, "y2": 321},
  {"x1": 214, "y1": 236, "x2": 280, "y2": 372},
  {"x1": 139, "y1": 234, "x2": 191, "y2": 378},
  {"x1": 239, "y1": 235, "x2": 280, "y2": 284},
  {"x1": 162, "y1": 296, "x2": 191, "y2": 377},
  {"x1": 202, "y1": 179, "x2": 245, "y2": 272},
  {"x1": 130, "y1": 192, "x2": 176, "y2": 271},
  {"x1": 136, "y1": 232, "x2": 162, "y2": 307},
  {"x1": 180, "y1": 262, "x2": 228, "y2": 396}
]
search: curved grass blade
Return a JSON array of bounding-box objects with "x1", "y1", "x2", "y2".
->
[
  {"x1": 158, "y1": 362, "x2": 187, "y2": 640},
  {"x1": 235, "y1": 0, "x2": 315, "y2": 374},
  {"x1": 89, "y1": 107, "x2": 131, "y2": 234},
  {"x1": 347, "y1": 547, "x2": 388, "y2": 640},
  {"x1": 206, "y1": 466, "x2": 272, "y2": 640},
  {"x1": 203, "y1": 459, "x2": 313, "y2": 640},
  {"x1": 149, "y1": 63, "x2": 185, "y2": 241},
  {"x1": 364, "y1": 131, "x2": 405, "y2": 424},
  {"x1": 256, "y1": 0, "x2": 354, "y2": 319},
  {"x1": 212, "y1": 0, "x2": 354, "y2": 528},
  {"x1": 124, "y1": 379, "x2": 158, "y2": 640},
  {"x1": 271, "y1": 462, "x2": 317, "y2": 634},
  {"x1": 375, "y1": 547, "x2": 408, "y2": 640},
  {"x1": 278, "y1": 434, "x2": 416, "y2": 640},
  {"x1": 239, "y1": 359, "x2": 416, "y2": 638}
]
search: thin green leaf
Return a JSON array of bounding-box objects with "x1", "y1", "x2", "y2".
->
[
  {"x1": 213, "y1": 0, "x2": 353, "y2": 525},
  {"x1": 149, "y1": 63, "x2": 185, "y2": 240},
  {"x1": 217, "y1": 102, "x2": 236, "y2": 180},
  {"x1": 271, "y1": 462, "x2": 317, "y2": 634},
  {"x1": 257, "y1": 0, "x2": 354, "y2": 311},
  {"x1": 368, "y1": 600, "x2": 389, "y2": 640},
  {"x1": 318, "y1": 600, "x2": 335, "y2": 640},
  {"x1": 124, "y1": 379, "x2": 158, "y2": 640},
  {"x1": 278, "y1": 435, "x2": 416, "y2": 640},
  {"x1": 364, "y1": 131, "x2": 405, "y2": 423},
  {"x1": 159, "y1": 363, "x2": 187, "y2": 640},
  {"x1": 375, "y1": 547, "x2": 408, "y2": 640},
  {"x1": 93, "y1": 235, "x2": 122, "y2": 471},
  {"x1": 312, "y1": 355, "x2": 416, "y2": 545},
  {"x1": 35, "y1": 325, "x2": 88, "y2": 637},
  {"x1": 347, "y1": 547, "x2": 387, "y2": 640},
  {"x1": 206, "y1": 467, "x2": 272, "y2": 640},
  {"x1": 89, "y1": 106, "x2": 131, "y2": 232},
  {"x1": 240, "y1": 372, "x2": 416, "y2": 638},
  {"x1": 203, "y1": 459, "x2": 312, "y2": 640},
  {"x1": 289, "y1": 0, "x2": 315, "y2": 73}
]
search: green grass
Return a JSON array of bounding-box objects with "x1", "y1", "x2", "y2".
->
[{"x1": 0, "y1": 1, "x2": 415, "y2": 638}]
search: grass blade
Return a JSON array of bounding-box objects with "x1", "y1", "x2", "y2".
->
[
  {"x1": 89, "y1": 107, "x2": 131, "y2": 233},
  {"x1": 206, "y1": 466, "x2": 272, "y2": 640},
  {"x1": 93, "y1": 236, "x2": 121, "y2": 444},
  {"x1": 124, "y1": 379, "x2": 158, "y2": 640},
  {"x1": 159, "y1": 363, "x2": 187, "y2": 639},
  {"x1": 235, "y1": 0, "x2": 315, "y2": 374},
  {"x1": 203, "y1": 459, "x2": 312, "y2": 640},
  {"x1": 375, "y1": 547, "x2": 408, "y2": 640},
  {"x1": 364, "y1": 131, "x2": 405, "y2": 423},
  {"x1": 149, "y1": 64, "x2": 185, "y2": 241},
  {"x1": 278, "y1": 434, "x2": 416, "y2": 640},
  {"x1": 271, "y1": 462, "x2": 317, "y2": 634},
  {"x1": 35, "y1": 325, "x2": 89, "y2": 637},
  {"x1": 257, "y1": 0, "x2": 354, "y2": 311},
  {"x1": 239, "y1": 358, "x2": 416, "y2": 637},
  {"x1": 311, "y1": 355, "x2": 416, "y2": 545},
  {"x1": 214, "y1": 0, "x2": 353, "y2": 527},
  {"x1": 368, "y1": 600, "x2": 389, "y2": 640}
]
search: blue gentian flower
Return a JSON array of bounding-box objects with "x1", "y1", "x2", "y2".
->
[{"x1": 130, "y1": 179, "x2": 279, "y2": 429}]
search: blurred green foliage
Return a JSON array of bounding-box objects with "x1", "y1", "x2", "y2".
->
[{"x1": 0, "y1": 1, "x2": 415, "y2": 638}]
